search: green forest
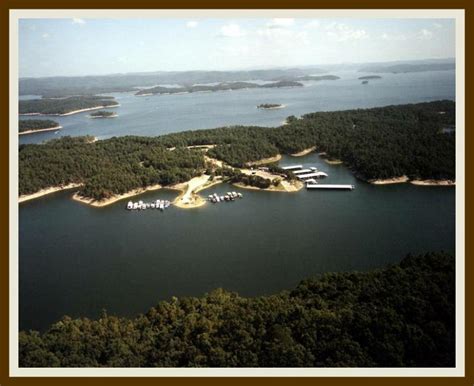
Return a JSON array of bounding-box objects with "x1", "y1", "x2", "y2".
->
[
  {"x1": 90, "y1": 110, "x2": 116, "y2": 118},
  {"x1": 19, "y1": 96, "x2": 119, "y2": 115},
  {"x1": 19, "y1": 100, "x2": 455, "y2": 200},
  {"x1": 136, "y1": 80, "x2": 303, "y2": 96},
  {"x1": 19, "y1": 119, "x2": 60, "y2": 132},
  {"x1": 19, "y1": 252, "x2": 455, "y2": 367}
]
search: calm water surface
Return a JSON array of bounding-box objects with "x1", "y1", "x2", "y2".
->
[{"x1": 19, "y1": 70, "x2": 456, "y2": 331}]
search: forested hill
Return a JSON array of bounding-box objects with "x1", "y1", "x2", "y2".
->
[
  {"x1": 19, "y1": 252, "x2": 455, "y2": 367},
  {"x1": 19, "y1": 119, "x2": 60, "y2": 132},
  {"x1": 135, "y1": 80, "x2": 303, "y2": 96},
  {"x1": 19, "y1": 100, "x2": 455, "y2": 200},
  {"x1": 19, "y1": 96, "x2": 119, "y2": 115}
]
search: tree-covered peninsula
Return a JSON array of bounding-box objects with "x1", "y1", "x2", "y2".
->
[
  {"x1": 19, "y1": 251, "x2": 454, "y2": 367},
  {"x1": 19, "y1": 96, "x2": 119, "y2": 116},
  {"x1": 19, "y1": 119, "x2": 60, "y2": 134},
  {"x1": 19, "y1": 100, "x2": 455, "y2": 201},
  {"x1": 136, "y1": 81, "x2": 303, "y2": 96}
]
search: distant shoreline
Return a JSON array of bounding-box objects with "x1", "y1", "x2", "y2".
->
[
  {"x1": 19, "y1": 104, "x2": 120, "y2": 117},
  {"x1": 19, "y1": 125, "x2": 62, "y2": 136}
]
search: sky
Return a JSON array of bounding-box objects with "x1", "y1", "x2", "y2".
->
[{"x1": 19, "y1": 17, "x2": 456, "y2": 78}]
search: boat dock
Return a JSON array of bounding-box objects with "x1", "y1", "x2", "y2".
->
[
  {"x1": 297, "y1": 171, "x2": 328, "y2": 180},
  {"x1": 208, "y1": 191, "x2": 243, "y2": 203},
  {"x1": 306, "y1": 184, "x2": 355, "y2": 190},
  {"x1": 127, "y1": 199, "x2": 171, "y2": 211},
  {"x1": 292, "y1": 168, "x2": 313, "y2": 175},
  {"x1": 281, "y1": 165, "x2": 303, "y2": 171}
]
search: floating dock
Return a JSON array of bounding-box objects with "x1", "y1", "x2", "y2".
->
[
  {"x1": 281, "y1": 165, "x2": 303, "y2": 171},
  {"x1": 292, "y1": 169, "x2": 313, "y2": 175},
  {"x1": 306, "y1": 184, "x2": 355, "y2": 190},
  {"x1": 297, "y1": 171, "x2": 328, "y2": 179}
]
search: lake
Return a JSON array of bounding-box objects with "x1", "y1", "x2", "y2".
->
[{"x1": 19, "y1": 70, "x2": 456, "y2": 332}]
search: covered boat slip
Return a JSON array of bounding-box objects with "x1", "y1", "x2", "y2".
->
[{"x1": 281, "y1": 163, "x2": 354, "y2": 191}]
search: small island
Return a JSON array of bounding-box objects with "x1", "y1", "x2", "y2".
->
[
  {"x1": 362, "y1": 80, "x2": 369, "y2": 84},
  {"x1": 358, "y1": 75, "x2": 382, "y2": 80},
  {"x1": 19, "y1": 119, "x2": 61, "y2": 135},
  {"x1": 89, "y1": 110, "x2": 118, "y2": 119},
  {"x1": 257, "y1": 103, "x2": 285, "y2": 110}
]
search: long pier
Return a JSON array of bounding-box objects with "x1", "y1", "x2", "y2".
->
[
  {"x1": 297, "y1": 171, "x2": 328, "y2": 179},
  {"x1": 281, "y1": 165, "x2": 303, "y2": 170},
  {"x1": 292, "y1": 168, "x2": 313, "y2": 175},
  {"x1": 306, "y1": 184, "x2": 355, "y2": 190}
]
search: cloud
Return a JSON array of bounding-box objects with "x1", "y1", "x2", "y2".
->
[
  {"x1": 219, "y1": 23, "x2": 246, "y2": 38},
  {"x1": 72, "y1": 18, "x2": 86, "y2": 25},
  {"x1": 417, "y1": 29, "x2": 433, "y2": 40},
  {"x1": 266, "y1": 18, "x2": 295, "y2": 28},
  {"x1": 186, "y1": 21, "x2": 198, "y2": 28},
  {"x1": 41, "y1": 33, "x2": 50, "y2": 39},
  {"x1": 325, "y1": 22, "x2": 369, "y2": 42},
  {"x1": 303, "y1": 20, "x2": 320, "y2": 29},
  {"x1": 380, "y1": 32, "x2": 407, "y2": 41}
]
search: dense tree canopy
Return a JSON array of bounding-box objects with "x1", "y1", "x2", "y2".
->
[
  {"x1": 135, "y1": 81, "x2": 303, "y2": 96},
  {"x1": 19, "y1": 96, "x2": 119, "y2": 115},
  {"x1": 19, "y1": 100, "x2": 455, "y2": 200},
  {"x1": 19, "y1": 119, "x2": 60, "y2": 132},
  {"x1": 89, "y1": 110, "x2": 116, "y2": 118},
  {"x1": 19, "y1": 252, "x2": 455, "y2": 367},
  {"x1": 19, "y1": 136, "x2": 205, "y2": 200}
]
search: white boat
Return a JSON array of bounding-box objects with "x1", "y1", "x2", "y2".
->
[
  {"x1": 151, "y1": 203, "x2": 155, "y2": 209},
  {"x1": 127, "y1": 201, "x2": 133, "y2": 210},
  {"x1": 159, "y1": 202, "x2": 164, "y2": 210}
]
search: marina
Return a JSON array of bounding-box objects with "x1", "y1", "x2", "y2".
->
[
  {"x1": 208, "y1": 191, "x2": 243, "y2": 203},
  {"x1": 127, "y1": 199, "x2": 171, "y2": 211}
]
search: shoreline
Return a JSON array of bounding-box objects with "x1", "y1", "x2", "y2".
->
[
  {"x1": 290, "y1": 146, "x2": 317, "y2": 157},
  {"x1": 171, "y1": 175, "x2": 224, "y2": 209},
  {"x1": 19, "y1": 183, "x2": 83, "y2": 203},
  {"x1": 72, "y1": 183, "x2": 162, "y2": 207},
  {"x1": 368, "y1": 175, "x2": 455, "y2": 186},
  {"x1": 19, "y1": 125, "x2": 62, "y2": 136},
  {"x1": 324, "y1": 158, "x2": 343, "y2": 165},
  {"x1": 19, "y1": 104, "x2": 120, "y2": 117},
  {"x1": 369, "y1": 176, "x2": 409, "y2": 185},
  {"x1": 410, "y1": 179, "x2": 455, "y2": 186},
  {"x1": 246, "y1": 154, "x2": 282, "y2": 166},
  {"x1": 233, "y1": 179, "x2": 303, "y2": 193}
]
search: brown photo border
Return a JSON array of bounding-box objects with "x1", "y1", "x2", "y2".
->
[{"x1": 0, "y1": 1, "x2": 471, "y2": 385}]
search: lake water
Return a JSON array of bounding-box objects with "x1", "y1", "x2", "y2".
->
[
  {"x1": 19, "y1": 70, "x2": 456, "y2": 331},
  {"x1": 19, "y1": 70, "x2": 455, "y2": 145}
]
